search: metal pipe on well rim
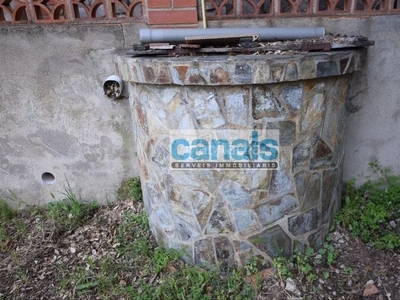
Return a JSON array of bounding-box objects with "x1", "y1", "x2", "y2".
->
[
  {"x1": 140, "y1": 27, "x2": 325, "y2": 44},
  {"x1": 200, "y1": 0, "x2": 207, "y2": 28}
]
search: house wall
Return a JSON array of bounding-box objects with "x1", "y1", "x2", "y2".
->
[{"x1": 0, "y1": 15, "x2": 399, "y2": 206}]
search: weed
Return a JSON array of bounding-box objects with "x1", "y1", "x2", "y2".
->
[
  {"x1": 153, "y1": 247, "x2": 181, "y2": 273},
  {"x1": 117, "y1": 177, "x2": 142, "y2": 201},
  {"x1": 323, "y1": 271, "x2": 330, "y2": 279},
  {"x1": 318, "y1": 242, "x2": 337, "y2": 265},
  {"x1": 0, "y1": 199, "x2": 16, "y2": 250},
  {"x1": 0, "y1": 227, "x2": 8, "y2": 250},
  {"x1": 14, "y1": 220, "x2": 27, "y2": 237},
  {"x1": 136, "y1": 266, "x2": 255, "y2": 300},
  {"x1": 1, "y1": 186, "x2": 262, "y2": 300},
  {"x1": 273, "y1": 247, "x2": 315, "y2": 280},
  {"x1": 152, "y1": 267, "x2": 214, "y2": 300},
  {"x1": 273, "y1": 256, "x2": 293, "y2": 279},
  {"x1": 295, "y1": 247, "x2": 314, "y2": 276},
  {"x1": 245, "y1": 256, "x2": 259, "y2": 275},
  {"x1": 57, "y1": 265, "x2": 69, "y2": 290},
  {"x1": 0, "y1": 198, "x2": 16, "y2": 222},
  {"x1": 116, "y1": 211, "x2": 153, "y2": 259},
  {"x1": 244, "y1": 255, "x2": 267, "y2": 276},
  {"x1": 344, "y1": 266, "x2": 353, "y2": 276},
  {"x1": 16, "y1": 268, "x2": 29, "y2": 284},
  {"x1": 85, "y1": 207, "x2": 256, "y2": 299},
  {"x1": 273, "y1": 241, "x2": 337, "y2": 284},
  {"x1": 46, "y1": 188, "x2": 98, "y2": 233},
  {"x1": 336, "y1": 162, "x2": 400, "y2": 250},
  {"x1": 60, "y1": 257, "x2": 124, "y2": 298}
]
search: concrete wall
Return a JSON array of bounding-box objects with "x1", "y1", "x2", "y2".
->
[
  {"x1": 0, "y1": 25, "x2": 143, "y2": 207},
  {"x1": 1, "y1": 16, "x2": 399, "y2": 206}
]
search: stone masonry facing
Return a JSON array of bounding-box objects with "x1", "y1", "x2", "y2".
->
[{"x1": 116, "y1": 49, "x2": 366, "y2": 267}]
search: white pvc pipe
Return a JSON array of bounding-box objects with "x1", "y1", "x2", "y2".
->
[
  {"x1": 140, "y1": 27, "x2": 325, "y2": 44},
  {"x1": 103, "y1": 75, "x2": 123, "y2": 99}
]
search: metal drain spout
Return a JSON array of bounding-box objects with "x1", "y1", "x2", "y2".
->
[{"x1": 140, "y1": 27, "x2": 325, "y2": 44}]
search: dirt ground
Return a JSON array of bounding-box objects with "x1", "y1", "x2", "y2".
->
[{"x1": 1, "y1": 200, "x2": 399, "y2": 299}]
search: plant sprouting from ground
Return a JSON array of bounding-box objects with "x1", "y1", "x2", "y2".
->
[
  {"x1": 0, "y1": 198, "x2": 16, "y2": 222},
  {"x1": 117, "y1": 177, "x2": 142, "y2": 201},
  {"x1": 244, "y1": 255, "x2": 268, "y2": 276},
  {"x1": 273, "y1": 241, "x2": 337, "y2": 283},
  {"x1": 46, "y1": 188, "x2": 98, "y2": 233},
  {"x1": 116, "y1": 211, "x2": 153, "y2": 259},
  {"x1": 336, "y1": 161, "x2": 400, "y2": 250},
  {"x1": 0, "y1": 199, "x2": 16, "y2": 250}
]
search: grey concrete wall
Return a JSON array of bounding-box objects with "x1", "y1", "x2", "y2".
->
[
  {"x1": 0, "y1": 16, "x2": 399, "y2": 206},
  {"x1": 0, "y1": 24, "x2": 143, "y2": 207}
]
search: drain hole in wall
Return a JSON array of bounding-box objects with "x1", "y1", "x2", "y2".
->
[{"x1": 42, "y1": 172, "x2": 55, "y2": 184}]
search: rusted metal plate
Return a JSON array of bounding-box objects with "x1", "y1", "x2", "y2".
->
[{"x1": 301, "y1": 42, "x2": 331, "y2": 52}]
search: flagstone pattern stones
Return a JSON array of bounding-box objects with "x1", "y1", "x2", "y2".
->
[{"x1": 116, "y1": 49, "x2": 367, "y2": 267}]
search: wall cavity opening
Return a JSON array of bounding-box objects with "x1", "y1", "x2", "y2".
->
[{"x1": 42, "y1": 172, "x2": 55, "y2": 184}]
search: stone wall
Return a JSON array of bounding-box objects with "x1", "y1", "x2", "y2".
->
[{"x1": 116, "y1": 49, "x2": 366, "y2": 265}]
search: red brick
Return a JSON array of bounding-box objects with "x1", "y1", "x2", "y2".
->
[
  {"x1": 148, "y1": 9, "x2": 198, "y2": 25},
  {"x1": 173, "y1": 0, "x2": 197, "y2": 7},
  {"x1": 147, "y1": 0, "x2": 171, "y2": 8}
]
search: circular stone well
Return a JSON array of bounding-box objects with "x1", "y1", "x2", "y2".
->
[{"x1": 116, "y1": 49, "x2": 367, "y2": 267}]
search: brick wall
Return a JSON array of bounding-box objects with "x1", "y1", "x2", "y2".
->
[{"x1": 147, "y1": 0, "x2": 198, "y2": 26}]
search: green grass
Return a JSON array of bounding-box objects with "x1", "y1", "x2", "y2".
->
[
  {"x1": 57, "y1": 177, "x2": 256, "y2": 298},
  {"x1": 116, "y1": 211, "x2": 153, "y2": 261},
  {"x1": 4, "y1": 163, "x2": 400, "y2": 299},
  {"x1": 136, "y1": 266, "x2": 255, "y2": 300},
  {"x1": 46, "y1": 188, "x2": 98, "y2": 233},
  {"x1": 117, "y1": 177, "x2": 142, "y2": 201},
  {"x1": 59, "y1": 204, "x2": 256, "y2": 299},
  {"x1": 0, "y1": 198, "x2": 16, "y2": 250},
  {"x1": 1, "y1": 178, "x2": 259, "y2": 299},
  {"x1": 33, "y1": 167, "x2": 400, "y2": 298},
  {"x1": 56, "y1": 181, "x2": 244, "y2": 298},
  {"x1": 0, "y1": 198, "x2": 16, "y2": 222},
  {"x1": 336, "y1": 162, "x2": 400, "y2": 250}
]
